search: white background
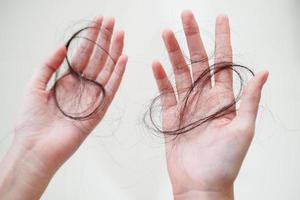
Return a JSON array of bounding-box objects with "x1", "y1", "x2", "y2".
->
[{"x1": 0, "y1": 0, "x2": 299, "y2": 199}]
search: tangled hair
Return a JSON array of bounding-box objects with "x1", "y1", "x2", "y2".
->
[
  {"x1": 143, "y1": 59, "x2": 254, "y2": 136},
  {"x1": 52, "y1": 25, "x2": 115, "y2": 120},
  {"x1": 51, "y1": 22, "x2": 255, "y2": 137}
]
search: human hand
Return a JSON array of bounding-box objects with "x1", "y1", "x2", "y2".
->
[
  {"x1": 152, "y1": 10, "x2": 268, "y2": 200},
  {"x1": 0, "y1": 16, "x2": 127, "y2": 200}
]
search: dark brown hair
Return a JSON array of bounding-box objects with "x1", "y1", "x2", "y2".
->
[
  {"x1": 52, "y1": 25, "x2": 115, "y2": 120},
  {"x1": 143, "y1": 60, "x2": 254, "y2": 136}
]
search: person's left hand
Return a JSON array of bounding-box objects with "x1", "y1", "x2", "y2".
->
[{"x1": 151, "y1": 11, "x2": 268, "y2": 200}]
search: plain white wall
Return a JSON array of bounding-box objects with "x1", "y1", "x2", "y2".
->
[{"x1": 0, "y1": 0, "x2": 299, "y2": 199}]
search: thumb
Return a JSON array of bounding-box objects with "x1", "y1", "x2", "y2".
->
[
  {"x1": 29, "y1": 45, "x2": 67, "y2": 90},
  {"x1": 233, "y1": 70, "x2": 269, "y2": 129}
]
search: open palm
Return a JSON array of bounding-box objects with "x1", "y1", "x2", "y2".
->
[
  {"x1": 14, "y1": 16, "x2": 128, "y2": 173},
  {"x1": 152, "y1": 11, "x2": 268, "y2": 197}
]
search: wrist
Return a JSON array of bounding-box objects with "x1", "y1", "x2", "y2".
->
[
  {"x1": 173, "y1": 186, "x2": 234, "y2": 200},
  {"x1": 0, "y1": 140, "x2": 54, "y2": 200}
]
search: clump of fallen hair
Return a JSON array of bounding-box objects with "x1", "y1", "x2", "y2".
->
[
  {"x1": 143, "y1": 60, "x2": 254, "y2": 136},
  {"x1": 52, "y1": 25, "x2": 115, "y2": 120}
]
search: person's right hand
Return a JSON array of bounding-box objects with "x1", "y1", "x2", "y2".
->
[
  {"x1": 152, "y1": 10, "x2": 268, "y2": 200},
  {"x1": 0, "y1": 16, "x2": 127, "y2": 200}
]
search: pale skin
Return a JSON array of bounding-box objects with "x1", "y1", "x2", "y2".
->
[
  {"x1": 0, "y1": 16, "x2": 127, "y2": 200},
  {"x1": 152, "y1": 11, "x2": 268, "y2": 200},
  {"x1": 0, "y1": 12, "x2": 268, "y2": 200}
]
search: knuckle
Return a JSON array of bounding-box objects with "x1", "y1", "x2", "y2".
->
[
  {"x1": 100, "y1": 27, "x2": 112, "y2": 41},
  {"x1": 190, "y1": 52, "x2": 208, "y2": 63},
  {"x1": 183, "y1": 25, "x2": 199, "y2": 36}
]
